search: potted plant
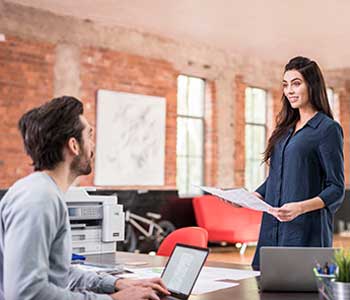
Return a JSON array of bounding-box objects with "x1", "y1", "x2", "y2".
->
[{"x1": 332, "y1": 248, "x2": 350, "y2": 299}]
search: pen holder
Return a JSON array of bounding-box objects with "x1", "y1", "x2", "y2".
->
[{"x1": 314, "y1": 268, "x2": 336, "y2": 300}]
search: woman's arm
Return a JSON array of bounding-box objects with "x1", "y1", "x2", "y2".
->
[
  {"x1": 317, "y1": 122, "x2": 345, "y2": 214},
  {"x1": 268, "y1": 196, "x2": 324, "y2": 222}
]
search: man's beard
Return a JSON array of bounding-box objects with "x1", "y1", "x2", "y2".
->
[{"x1": 70, "y1": 150, "x2": 93, "y2": 177}]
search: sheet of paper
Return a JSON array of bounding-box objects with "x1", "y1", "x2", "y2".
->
[
  {"x1": 123, "y1": 267, "x2": 164, "y2": 278},
  {"x1": 199, "y1": 266, "x2": 260, "y2": 281},
  {"x1": 199, "y1": 185, "x2": 272, "y2": 212},
  {"x1": 192, "y1": 280, "x2": 238, "y2": 295},
  {"x1": 72, "y1": 263, "x2": 123, "y2": 275},
  {"x1": 125, "y1": 266, "x2": 260, "y2": 281},
  {"x1": 124, "y1": 266, "x2": 260, "y2": 294}
]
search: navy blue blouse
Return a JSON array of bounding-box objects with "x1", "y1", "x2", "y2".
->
[{"x1": 252, "y1": 112, "x2": 345, "y2": 269}]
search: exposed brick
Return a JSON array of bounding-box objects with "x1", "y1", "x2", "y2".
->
[
  {"x1": 0, "y1": 36, "x2": 54, "y2": 187},
  {"x1": 338, "y1": 85, "x2": 350, "y2": 185},
  {"x1": 205, "y1": 81, "x2": 218, "y2": 186},
  {"x1": 2, "y1": 34, "x2": 348, "y2": 194},
  {"x1": 233, "y1": 75, "x2": 246, "y2": 187}
]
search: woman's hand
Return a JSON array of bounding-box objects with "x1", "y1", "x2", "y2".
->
[{"x1": 268, "y1": 202, "x2": 303, "y2": 222}]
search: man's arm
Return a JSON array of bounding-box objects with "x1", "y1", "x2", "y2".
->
[
  {"x1": 2, "y1": 193, "x2": 111, "y2": 300},
  {"x1": 68, "y1": 267, "x2": 117, "y2": 294}
]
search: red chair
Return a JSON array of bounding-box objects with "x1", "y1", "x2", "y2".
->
[
  {"x1": 156, "y1": 226, "x2": 208, "y2": 256},
  {"x1": 192, "y1": 195, "x2": 262, "y2": 254}
]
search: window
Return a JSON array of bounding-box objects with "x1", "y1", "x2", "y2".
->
[
  {"x1": 327, "y1": 88, "x2": 335, "y2": 110},
  {"x1": 176, "y1": 75, "x2": 205, "y2": 196},
  {"x1": 245, "y1": 87, "x2": 267, "y2": 191},
  {"x1": 327, "y1": 87, "x2": 339, "y2": 121}
]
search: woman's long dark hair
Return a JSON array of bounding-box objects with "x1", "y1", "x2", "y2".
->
[{"x1": 263, "y1": 56, "x2": 333, "y2": 163}]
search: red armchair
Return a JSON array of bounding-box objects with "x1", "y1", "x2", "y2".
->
[{"x1": 192, "y1": 195, "x2": 262, "y2": 254}]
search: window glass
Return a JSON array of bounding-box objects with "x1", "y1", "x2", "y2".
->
[
  {"x1": 176, "y1": 75, "x2": 205, "y2": 196},
  {"x1": 245, "y1": 87, "x2": 267, "y2": 191}
]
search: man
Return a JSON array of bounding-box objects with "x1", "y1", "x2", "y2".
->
[{"x1": 0, "y1": 96, "x2": 170, "y2": 300}]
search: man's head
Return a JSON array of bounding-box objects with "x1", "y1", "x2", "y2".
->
[{"x1": 18, "y1": 96, "x2": 94, "y2": 176}]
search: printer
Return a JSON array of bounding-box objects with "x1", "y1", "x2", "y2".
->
[{"x1": 65, "y1": 187, "x2": 125, "y2": 255}]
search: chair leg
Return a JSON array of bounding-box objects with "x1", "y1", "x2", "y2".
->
[{"x1": 239, "y1": 243, "x2": 247, "y2": 255}]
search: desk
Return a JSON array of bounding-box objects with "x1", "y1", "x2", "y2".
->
[{"x1": 87, "y1": 251, "x2": 318, "y2": 300}]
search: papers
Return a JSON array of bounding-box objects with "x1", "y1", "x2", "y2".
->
[
  {"x1": 192, "y1": 267, "x2": 259, "y2": 294},
  {"x1": 123, "y1": 266, "x2": 260, "y2": 295},
  {"x1": 199, "y1": 267, "x2": 260, "y2": 281},
  {"x1": 192, "y1": 280, "x2": 238, "y2": 295},
  {"x1": 124, "y1": 267, "x2": 163, "y2": 278},
  {"x1": 72, "y1": 262, "x2": 124, "y2": 275},
  {"x1": 199, "y1": 186, "x2": 272, "y2": 212}
]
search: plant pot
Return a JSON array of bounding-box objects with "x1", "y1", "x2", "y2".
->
[{"x1": 332, "y1": 281, "x2": 350, "y2": 300}]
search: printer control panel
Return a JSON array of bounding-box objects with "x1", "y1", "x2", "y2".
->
[{"x1": 68, "y1": 205, "x2": 103, "y2": 220}]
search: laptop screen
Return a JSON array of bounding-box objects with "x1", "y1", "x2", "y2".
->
[{"x1": 161, "y1": 244, "x2": 209, "y2": 296}]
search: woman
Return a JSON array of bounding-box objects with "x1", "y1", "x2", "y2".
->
[{"x1": 252, "y1": 56, "x2": 345, "y2": 270}]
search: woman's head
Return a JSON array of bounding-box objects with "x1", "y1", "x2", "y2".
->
[
  {"x1": 263, "y1": 56, "x2": 333, "y2": 163},
  {"x1": 282, "y1": 56, "x2": 332, "y2": 115}
]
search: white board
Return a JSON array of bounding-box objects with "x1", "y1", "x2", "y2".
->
[{"x1": 94, "y1": 89, "x2": 166, "y2": 186}]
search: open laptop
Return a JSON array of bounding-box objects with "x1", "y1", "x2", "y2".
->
[
  {"x1": 160, "y1": 243, "x2": 209, "y2": 300},
  {"x1": 260, "y1": 247, "x2": 335, "y2": 292}
]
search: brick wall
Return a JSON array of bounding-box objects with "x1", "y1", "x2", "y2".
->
[
  {"x1": 204, "y1": 81, "x2": 217, "y2": 186},
  {"x1": 2, "y1": 35, "x2": 348, "y2": 192},
  {"x1": 0, "y1": 37, "x2": 221, "y2": 190},
  {"x1": 233, "y1": 75, "x2": 246, "y2": 187},
  {"x1": 0, "y1": 36, "x2": 54, "y2": 187},
  {"x1": 338, "y1": 83, "x2": 350, "y2": 185}
]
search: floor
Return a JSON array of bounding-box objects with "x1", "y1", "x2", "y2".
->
[{"x1": 206, "y1": 234, "x2": 350, "y2": 265}]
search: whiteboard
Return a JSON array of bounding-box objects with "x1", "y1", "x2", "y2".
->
[{"x1": 94, "y1": 90, "x2": 166, "y2": 186}]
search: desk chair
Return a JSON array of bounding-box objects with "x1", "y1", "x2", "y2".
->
[{"x1": 156, "y1": 226, "x2": 208, "y2": 256}]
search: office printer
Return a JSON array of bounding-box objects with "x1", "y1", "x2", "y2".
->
[{"x1": 65, "y1": 187, "x2": 125, "y2": 255}]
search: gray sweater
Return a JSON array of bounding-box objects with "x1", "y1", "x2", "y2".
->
[{"x1": 0, "y1": 172, "x2": 117, "y2": 300}]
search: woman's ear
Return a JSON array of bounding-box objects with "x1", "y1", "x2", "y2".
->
[{"x1": 67, "y1": 137, "x2": 80, "y2": 156}]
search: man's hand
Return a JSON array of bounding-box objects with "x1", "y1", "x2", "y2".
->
[
  {"x1": 115, "y1": 278, "x2": 169, "y2": 296},
  {"x1": 110, "y1": 286, "x2": 160, "y2": 300},
  {"x1": 268, "y1": 202, "x2": 303, "y2": 222}
]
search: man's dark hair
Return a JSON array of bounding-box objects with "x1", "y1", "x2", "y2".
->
[{"x1": 18, "y1": 96, "x2": 84, "y2": 171}]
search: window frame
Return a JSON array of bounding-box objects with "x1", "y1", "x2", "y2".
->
[
  {"x1": 176, "y1": 75, "x2": 206, "y2": 197},
  {"x1": 244, "y1": 86, "x2": 268, "y2": 191}
]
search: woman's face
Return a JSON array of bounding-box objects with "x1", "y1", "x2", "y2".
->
[{"x1": 282, "y1": 70, "x2": 310, "y2": 110}]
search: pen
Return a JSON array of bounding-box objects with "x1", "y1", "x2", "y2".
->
[{"x1": 328, "y1": 263, "x2": 336, "y2": 275}]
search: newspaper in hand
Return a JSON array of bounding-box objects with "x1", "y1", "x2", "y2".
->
[{"x1": 198, "y1": 186, "x2": 272, "y2": 212}]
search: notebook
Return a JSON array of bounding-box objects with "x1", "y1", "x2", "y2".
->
[
  {"x1": 260, "y1": 247, "x2": 335, "y2": 292},
  {"x1": 160, "y1": 243, "x2": 209, "y2": 299}
]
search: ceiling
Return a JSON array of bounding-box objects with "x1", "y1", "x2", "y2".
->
[{"x1": 6, "y1": 0, "x2": 350, "y2": 69}]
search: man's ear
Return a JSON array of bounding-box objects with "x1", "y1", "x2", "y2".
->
[{"x1": 67, "y1": 137, "x2": 80, "y2": 156}]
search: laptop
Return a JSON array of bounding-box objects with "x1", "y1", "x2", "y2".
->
[
  {"x1": 260, "y1": 247, "x2": 335, "y2": 292},
  {"x1": 160, "y1": 243, "x2": 209, "y2": 299}
]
